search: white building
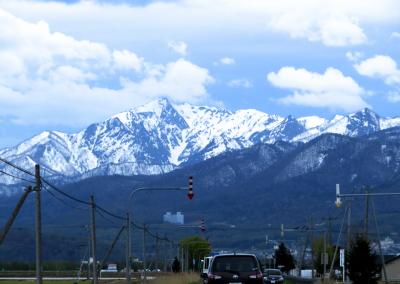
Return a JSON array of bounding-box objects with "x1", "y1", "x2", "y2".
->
[{"x1": 163, "y1": 211, "x2": 184, "y2": 225}]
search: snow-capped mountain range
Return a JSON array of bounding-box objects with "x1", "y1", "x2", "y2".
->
[{"x1": 1, "y1": 98, "x2": 400, "y2": 184}]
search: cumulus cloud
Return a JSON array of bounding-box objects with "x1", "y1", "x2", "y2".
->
[
  {"x1": 122, "y1": 59, "x2": 214, "y2": 102},
  {"x1": 1, "y1": 0, "x2": 399, "y2": 48},
  {"x1": 167, "y1": 40, "x2": 188, "y2": 56},
  {"x1": 267, "y1": 67, "x2": 368, "y2": 111},
  {"x1": 0, "y1": 9, "x2": 213, "y2": 127},
  {"x1": 270, "y1": 14, "x2": 367, "y2": 46},
  {"x1": 112, "y1": 50, "x2": 144, "y2": 72},
  {"x1": 227, "y1": 79, "x2": 252, "y2": 88},
  {"x1": 354, "y1": 55, "x2": 400, "y2": 85},
  {"x1": 355, "y1": 55, "x2": 400, "y2": 103}
]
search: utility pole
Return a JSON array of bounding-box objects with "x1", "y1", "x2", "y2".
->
[
  {"x1": 34, "y1": 165, "x2": 43, "y2": 284},
  {"x1": 90, "y1": 196, "x2": 98, "y2": 284},
  {"x1": 371, "y1": 198, "x2": 388, "y2": 284},
  {"x1": 87, "y1": 225, "x2": 91, "y2": 280},
  {"x1": 309, "y1": 218, "x2": 315, "y2": 278},
  {"x1": 364, "y1": 187, "x2": 370, "y2": 240},
  {"x1": 186, "y1": 246, "x2": 189, "y2": 272},
  {"x1": 347, "y1": 201, "x2": 352, "y2": 251},
  {"x1": 155, "y1": 234, "x2": 160, "y2": 271},
  {"x1": 163, "y1": 236, "x2": 168, "y2": 272},
  {"x1": 126, "y1": 213, "x2": 131, "y2": 284},
  {"x1": 327, "y1": 217, "x2": 333, "y2": 246},
  {"x1": 0, "y1": 186, "x2": 33, "y2": 246},
  {"x1": 143, "y1": 224, "x2": 147, "y2": 284},
  {"x1": 323, "y1": 231, "x2": 327, "y2": 279}
]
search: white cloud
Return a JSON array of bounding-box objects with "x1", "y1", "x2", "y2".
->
[
  {"x1": 267, "y1": 67, "x2": 368, "y2": 111},
  {"x1": 355, "y1": 55, "x2": 400, "y2": 85},
  {"x1": 218, "y1": 57, "x2": 235, "y2": 65},
  {"x1": 391, "y1": 32, "x2": 400, "y2": 39},
  {"x1": 0, "y1": 9, "x2": 213, "y2": 127},
  {"x1": 112, "y1": 50, "x2": 143, "y2": 72},
  {"x1": 355, "y1": 55, "x2": 400, "y2": 103},
  {"x1": 1, "y1": 0, "x2": 399, "y2": 48},
  {"x1": 167, "y1": 40, "x2": 188, "y2": 56},
  {"x1": 122, "y1": 59, "x2": 214, "y2": 102},
  {"x1": 346, "y1": 51, "x2": 363, "y2": 62},
  {"x1": 270, "y1": 14, "x2": 367, "y2": 46},
  {"x1": 227, "y1": 79, "x2": 252, "y2": 88}
]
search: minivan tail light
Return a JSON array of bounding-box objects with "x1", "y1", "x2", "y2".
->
[{"x1": 208, "y1": 273, "x2": 222, "y2": 280}]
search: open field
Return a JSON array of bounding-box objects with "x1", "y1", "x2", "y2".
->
[{"x1": 0, "y1": 273, "x2": 201, "y2": 284}]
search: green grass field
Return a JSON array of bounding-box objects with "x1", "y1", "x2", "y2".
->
[{"x1": 0, "y1": 273, "x2": 202, "y2": 284}]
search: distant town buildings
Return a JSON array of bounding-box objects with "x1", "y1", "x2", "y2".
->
[{"x1": 163, "y1": 211, "x2": 184, "y2": 225}]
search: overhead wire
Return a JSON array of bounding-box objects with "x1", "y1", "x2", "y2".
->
[
  {"x1": 0, "y1": 156, "x2": 179, "y2": 244},
  {"x1": 0, "y1": 157, "x2": 35, "y2": 177},
  {"x1": 95, "y1": 204, "x2": 126, "y2": 221},
  {"x1": 95, "y1": 207, "x2": 122, "y2": 226},
  {"x1": 42, "y1": 184, "x2": 88, "y2": 211},
  {"x1": 0, "y1": 170, "x2": 35, "y2": 184},
  {"x1": 41, "y1": 178, "x2": 91, "y2": 206}
]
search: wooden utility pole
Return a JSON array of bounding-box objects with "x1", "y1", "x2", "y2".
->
[
  {"x1": 155, "y1": 234, "x2": 160, "y2": 271},
  {"x1": 0, "y1": 186, "x2": 33, "y2": 245},
  {"x1": 35, "y1": 165, "x2": 43, "y2": 284},
  {"x1": 371, "y1": 198, "x2": 388, "y2": 284},
  {"x1": 90, "y1": 196, "x2": 98, "y2": 284},
  {"x1": 143, "y1": 224, "x2": 147, "y2": 284},
  {"x1": 364, "y1": 187, "x2": 370, "y2": 239},
  {"x1": 126, "y1": 213, "x2": 131, "y2": 284},
  {"x1": 347, "y1": 201, "x2": 352, "y2": 250}
]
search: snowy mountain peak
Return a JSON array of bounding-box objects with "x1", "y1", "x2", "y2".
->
[
  {"x1": 133, "y1": 97, "x2": 173, "y2": 117},
  {"x1": 1, "y1": 99, "x2": 400, "y2": 186}
]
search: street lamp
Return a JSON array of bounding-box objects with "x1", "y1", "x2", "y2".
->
[{"x1": 126, "y1": 177, "x2": 194, "y2": 283}]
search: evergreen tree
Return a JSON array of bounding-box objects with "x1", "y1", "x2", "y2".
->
[
  {"x1": 347, "y1": 236, "x2": 379, "y2": 284},
  {"x1": 275, "y1": 242, "x2": 295, "y2": 273}
]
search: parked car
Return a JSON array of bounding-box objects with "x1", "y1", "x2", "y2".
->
[
  {"x1": 263, "y1": 269, "x2": 284, "y2": 284},
  {"x1": 206, "y1": 253, "x2": 263, "y2": 284}
]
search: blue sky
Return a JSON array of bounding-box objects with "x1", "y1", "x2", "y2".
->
[{"x1": 0, "y1": 0, "x2": 399, "y2": 147}]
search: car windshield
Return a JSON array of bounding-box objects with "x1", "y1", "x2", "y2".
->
[
  {"x1": 265, "y1": 270, "x2": 282, "y2": 276},
  {"x1": 212, "y1": 256, "x2": 258, "y2": 273}
]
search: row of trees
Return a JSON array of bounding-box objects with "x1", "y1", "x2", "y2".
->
[{"x1": 275, "y1": 235, "x2": 379, "y2": 284}]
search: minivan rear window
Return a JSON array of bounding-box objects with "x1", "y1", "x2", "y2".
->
[{"x1": 212, "y1": 256, "x2": 258, "y2": 273}]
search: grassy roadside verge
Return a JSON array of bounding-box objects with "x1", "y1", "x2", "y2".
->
[{"x1": 0, "y1": 273, "x2": 201, "y2": 284}]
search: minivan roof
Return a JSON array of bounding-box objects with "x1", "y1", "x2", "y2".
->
[{"x1": 213, "y1": 253, "x2": 256, "y2": 257}]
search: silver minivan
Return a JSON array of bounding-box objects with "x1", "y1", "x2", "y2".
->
[{"x1": 201, "y1": 256, "x2": 213, "y2": 283}]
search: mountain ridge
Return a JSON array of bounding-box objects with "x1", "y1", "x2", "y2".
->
[{"x1": 1, "y1": 98, "x2": 400, "y2": 185}]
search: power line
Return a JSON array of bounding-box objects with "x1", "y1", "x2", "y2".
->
[
  {"x1": 42, "y1": 184, "x2": 88, "y2": 211},
  {"x1": 41, "y1": 178, "x2": 91, "y2": 206},
  {"x1": 0, "y1": 157, "x2": 35, "y2": 177},
  {"x1": 95, "y1": 207, "x2": 122, "y2": 225},
  {"x1": 0, "y1": 170, "x2": 35, "y2": 184},
  {"x1": 96, "y1": 204, "x2": 126, "y2": 221}
]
